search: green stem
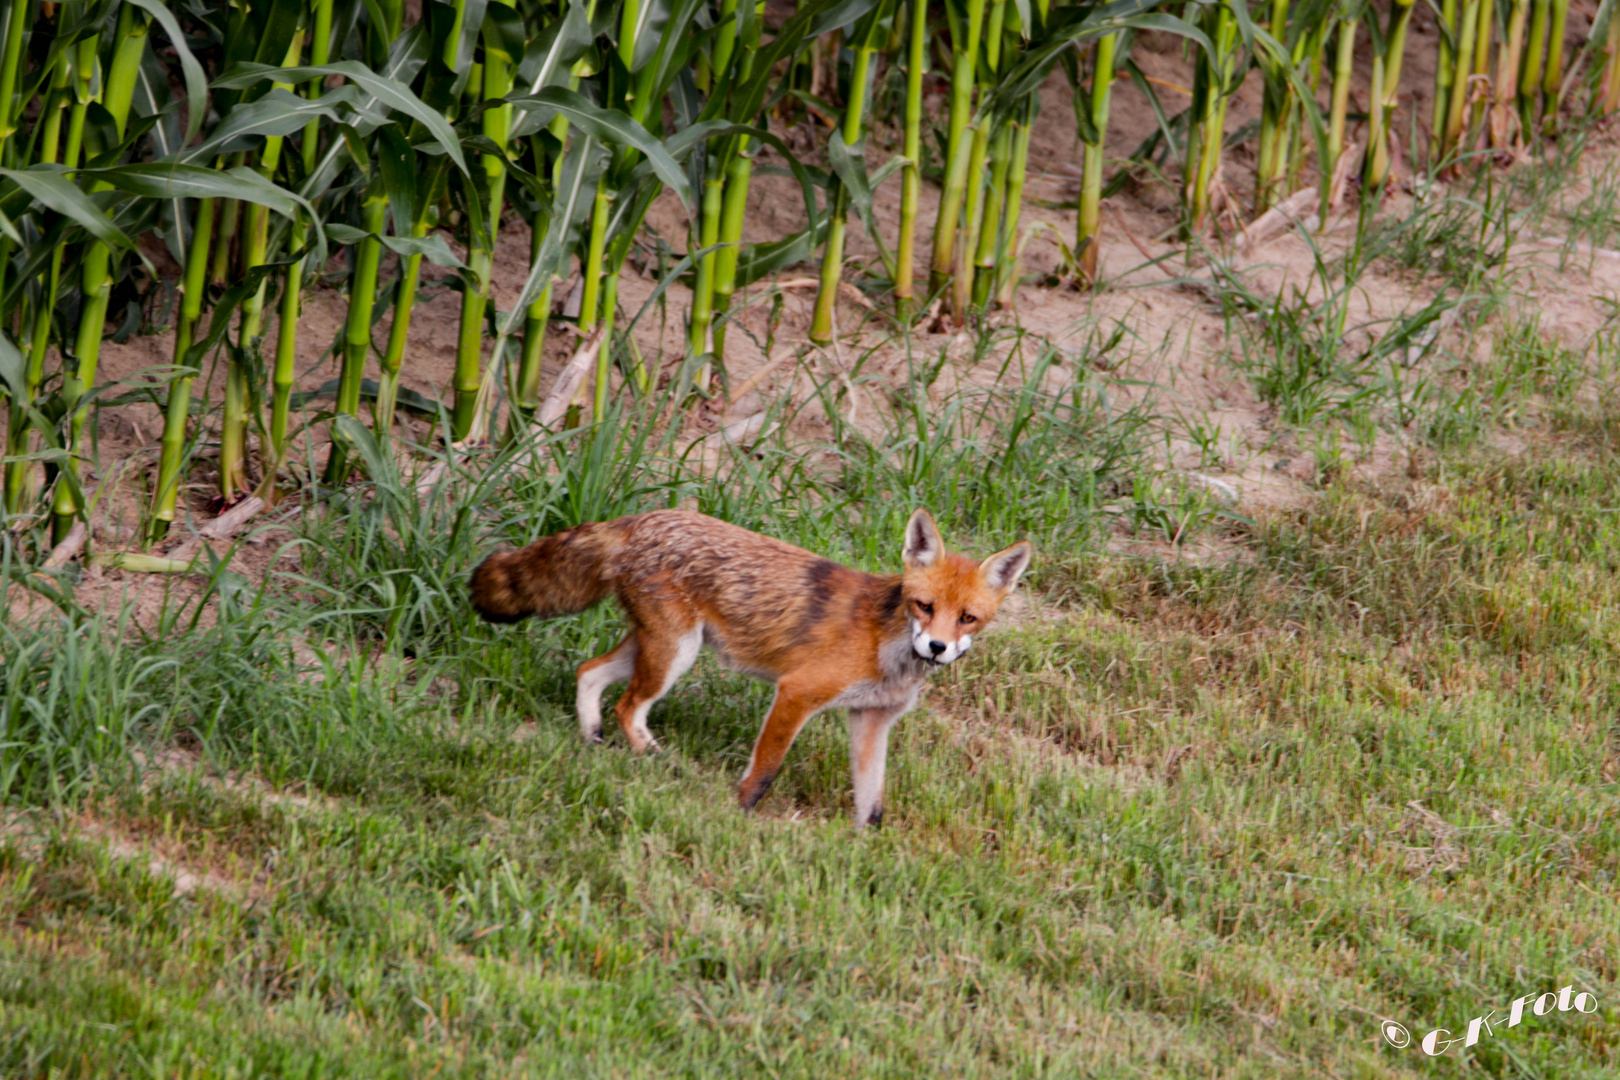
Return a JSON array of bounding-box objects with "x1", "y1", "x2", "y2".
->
[
  {"x1": 1186, "y1": 3, "x2": 1237, "y2": 237},
  {"x1": 324, "y1": 192, "x2": 388, "y2": 485},
  {"x1": 578, "y1": 179, "x2": 611, "y2": 334},
  {"x1": 1470, "y1": 0, "x2": 1492, "y2": 133},
  {"x1": 895, "y1": 0, "x2": 926, "y2": 318},
  {"x1": 971, "y1": 122, "x2": 1011, "y2": 310},
  {"x1": 1493, "y1": 0, "x2": 1528, "y2": 151},
  {"x1": 1364, "y1": 0, "x2": 1416, "y2": 190},
  {"x1": 1441, "y1": 0, "x2": 1478, "y2": 163},
  {"x1": 711, "y1": 143, "x2": 754, "y2": 363},
  {"x1": 928, "y1": 0, "x2": 987, "y2": 299},
  {"x1": 594, "y1": 270, "x2": 620, "y2": 423},
  {"x1": 1541, "y1": 0, "x2": 1568, "y2": 127},
  {"x1": 253, "y1": 0, "x2": 332, "y2": 497},
  {"x1": 952, "y1": 119, "x2": 990, "y2": 317},
  {"x1": 690, "y1": 168, "x2": 726, "y2": 355},
  {"x1": 228, "y1": 37, "x2": 303, "y2": 500},
  {"x1": 810, "y1": 39, "x2": 875, "y2": 345},
  {"x1": 1255, "y1": 0, "x2": 1291, "y2": 213},
  {"x1": 951, "y1": 0, "x2": 1004, "y2": 315},
  {"x1": 1077, "y1": 33, "x2": 1116, "y2": 285},
  {"x1": 1433, "y1": 0, "x2": 1458, "y2": 151},
  {"x1": 375, "y1": 215, "x2": 430, "y2": 440},
  {"x1": 210, "y1": 188, "x2": 243, "y2": 287},
  {"x1": 0, "y1": 0, "x2": 31, "y2": 157},
  {"x1": 567, "y1": 177, "x2": 613, "y2": 409},
  {"x1": 1607, "y1": 14, "x2": 1620, "y2": 115},
  {"x1": 1519, "y1": 0, "x2": 1550, "y2": 137},
  {"x1": 148, "y1": 198, "x2": 217, "y2": 544},
  {"x1": 450, "y1": 0, "x2": 515, "y2": 442},
  {"x1": 507, "y1": 199, "x2": 552, "y2": 438},
  {"x1": 53, "y1": 6, "x2": 146, "y2": 541},
  {"x1": 5, "y1": 55, "x2": 70, "y2": 515},
  {"x1": 995, "y1": 96, "x2": 1034, "y2": 309},
  {"x1": 267, "y1": 214, "x2": 305, "y2": 483}
]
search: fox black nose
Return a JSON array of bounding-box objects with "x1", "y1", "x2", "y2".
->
[{"x1": 929, "y1": 640, "x2": 946, "y2": 656}]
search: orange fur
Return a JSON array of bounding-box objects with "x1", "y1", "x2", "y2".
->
[{"x1": 471, "y1": 508, "x2": 1031, "y2": 826}]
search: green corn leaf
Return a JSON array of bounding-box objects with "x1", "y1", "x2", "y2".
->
[
  {"x1": 0, "y1": 166, "x2": 136, "y2": 252},
  {"x1": 83, "y1": 163, "x2": 327, "y2": 270},
  {"x1": 328, "y1": 223, "x2": 467, "y2": 270},
  {"x1": 987, "y1": 3, "x2": 1213, "y2": 115},
  {"x1": 384, "y1": 19, "x2": 433, "y2": 91},
  {"x1": 805, "y1": 0, "x2": 887, "y2": 38},
  {"x1": 332, "y1": 414, "x2": 394, "y2": 489},
  {"x1": 1009, "y1": 0, "x2": 1034, "y2": 36},
  {"x1": 0, "y1": 331, "x2": 25, "y2": 400},
  {"x1": 504, "y1": 87, "x2": 692, "y2": 207},
  {"x1": 186, "y1": 86, "x2": 364, "y2": 160},
  {"x1": 375, "y1": 125, "x2": 417, "y2": 235},
  {"x1": 249, "y1": 0, "x2": 307, "y2": 68},
  {"x1": 628, "y1": 0, "x2": 675, "y2": 73},
  {"x1": 181, "y1": 254, "x2": 306, "y2": 373},
  {"x1": 325, "y1": 223, "x2": 368, "y2": 247},
  {"x1": 497, "y1": 134, "x2": 607, "y2": 337},
  {"x1": 0, "y1": 206, "x2": 17, "y2": 245},
  {"x1": 291, "y1": 378, "x2": 443, "y2": 417},
  {"x1": 720, "y1": 0, "x2": 881, "y2": 128},
  {"x1": 215, "y1": 61, "x2": 470, "y2": 176},
  {"x1": 826, "y1": 132, "x2": 875, "y2": 228},
  {"x1": 125, "y1": 0, "x2": 210, "y2": 142},
  {"x1": 662, "y1": 120, "x2": 825, "y2": 238},
  {"x1": 623, "y1": 240, "x2": 724, "y2": 332},
  {"x1": 376, "y1": 234, "x2": 466, "y2": 269},
  {"x1": 134, "y1": 53, "x2": 189, "y2": 265},
  {"x1": 514, "y1": 0, "x2": 594, "y2": 95},
  {"x1": 638, "y1": 0, "x2": 710, "y2": 118},
  {"x1": 482, "y1": 2, "x2": 526, "y2": 68},
  {"x1": 444, "y1": 0, "x2": 489, "y2": 74},
  {"x1": 734, "y1": 225, "x2": 832, "y2": 289},
  {"x1": 86, "y1": 163, "x2": 297, "y2": 217}
]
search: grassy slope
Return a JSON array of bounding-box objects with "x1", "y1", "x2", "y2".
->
[
  {"x1": 4, "y1": 420, "x2": 1618, "y2": 1077},
  {"x1": 4, "y1": 181, "x2": 1620, "y2": 1078}
]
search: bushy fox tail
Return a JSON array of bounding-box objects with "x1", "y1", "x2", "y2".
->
[{"x1": 470, "y1": 521, "x2": 625, "y2": 624}]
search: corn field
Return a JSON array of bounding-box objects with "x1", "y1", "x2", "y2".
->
[{"x1": 0, "y1": 0, "x2": 1609, "y2": 554}]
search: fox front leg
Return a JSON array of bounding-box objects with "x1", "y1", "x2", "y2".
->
[
  {"x1": 737, "y1": 680, "x2": 838, "y2": 812},
  {"x1": 847, "y1": 704, "x2": 909, "y2": 828}
]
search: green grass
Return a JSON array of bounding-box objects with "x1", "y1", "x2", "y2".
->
[{"x1": 4, "y1": 278, "x2": 1620, "y2": 1075}]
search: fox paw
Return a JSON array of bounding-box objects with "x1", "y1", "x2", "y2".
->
[{"x1": 737, "y1": 771, "x2": 778, "y2": 811}]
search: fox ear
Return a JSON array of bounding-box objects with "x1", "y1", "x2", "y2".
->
[
  {"x1": 902, "y1": 508, "x2": 943, "y2": 569},
  {"x1": 980, "y1": 542, "x2": 1032, "y2": 594}
]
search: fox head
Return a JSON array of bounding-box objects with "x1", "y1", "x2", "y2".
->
[{"x1": 899, "y1": 509, "x2": 1032, "y2": 665}]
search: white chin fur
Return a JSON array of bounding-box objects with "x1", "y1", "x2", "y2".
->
[{"x1": 911, "y1": 621, "x2": 962, "y2": 665}]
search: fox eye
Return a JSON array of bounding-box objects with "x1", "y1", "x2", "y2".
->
[
  {"x1": 960, "y1": 613, "x2": 977, "y2": 625},
  {"x1": 915, "y1": 600, "x2": 934, "y2": 616}
]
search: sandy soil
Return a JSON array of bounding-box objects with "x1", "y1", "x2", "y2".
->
[{"x1": 11, "y1": 12, "x2": 1620, "y2": 621}]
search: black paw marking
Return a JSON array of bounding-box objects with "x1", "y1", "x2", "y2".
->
[{"x1": 738, "y1": 771, "x2": 779, "y2": 811}]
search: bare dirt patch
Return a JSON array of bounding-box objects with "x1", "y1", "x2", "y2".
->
[{"x1": 17, "y1": 22, "x2": 1620, "y2": 624}]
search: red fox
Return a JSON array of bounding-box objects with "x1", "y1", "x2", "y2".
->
[{"x1": 470, "y1": 508, "x2": 1031, "y2": 826}]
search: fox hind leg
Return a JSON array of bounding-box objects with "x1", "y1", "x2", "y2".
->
[
  {"x1": 576, "y1": 634, "x2": 638, "y2": 743},
  {"x1": 613, "y1": 622, "x2": 704, "y2": 752}
]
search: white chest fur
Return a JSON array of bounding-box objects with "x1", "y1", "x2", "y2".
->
[
  {"x1": 827, "y1": 633, "x2": 935, "y2": 712},
  {"x1": 829, "y1": 674, "x2": 925, "y2": 712}
]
